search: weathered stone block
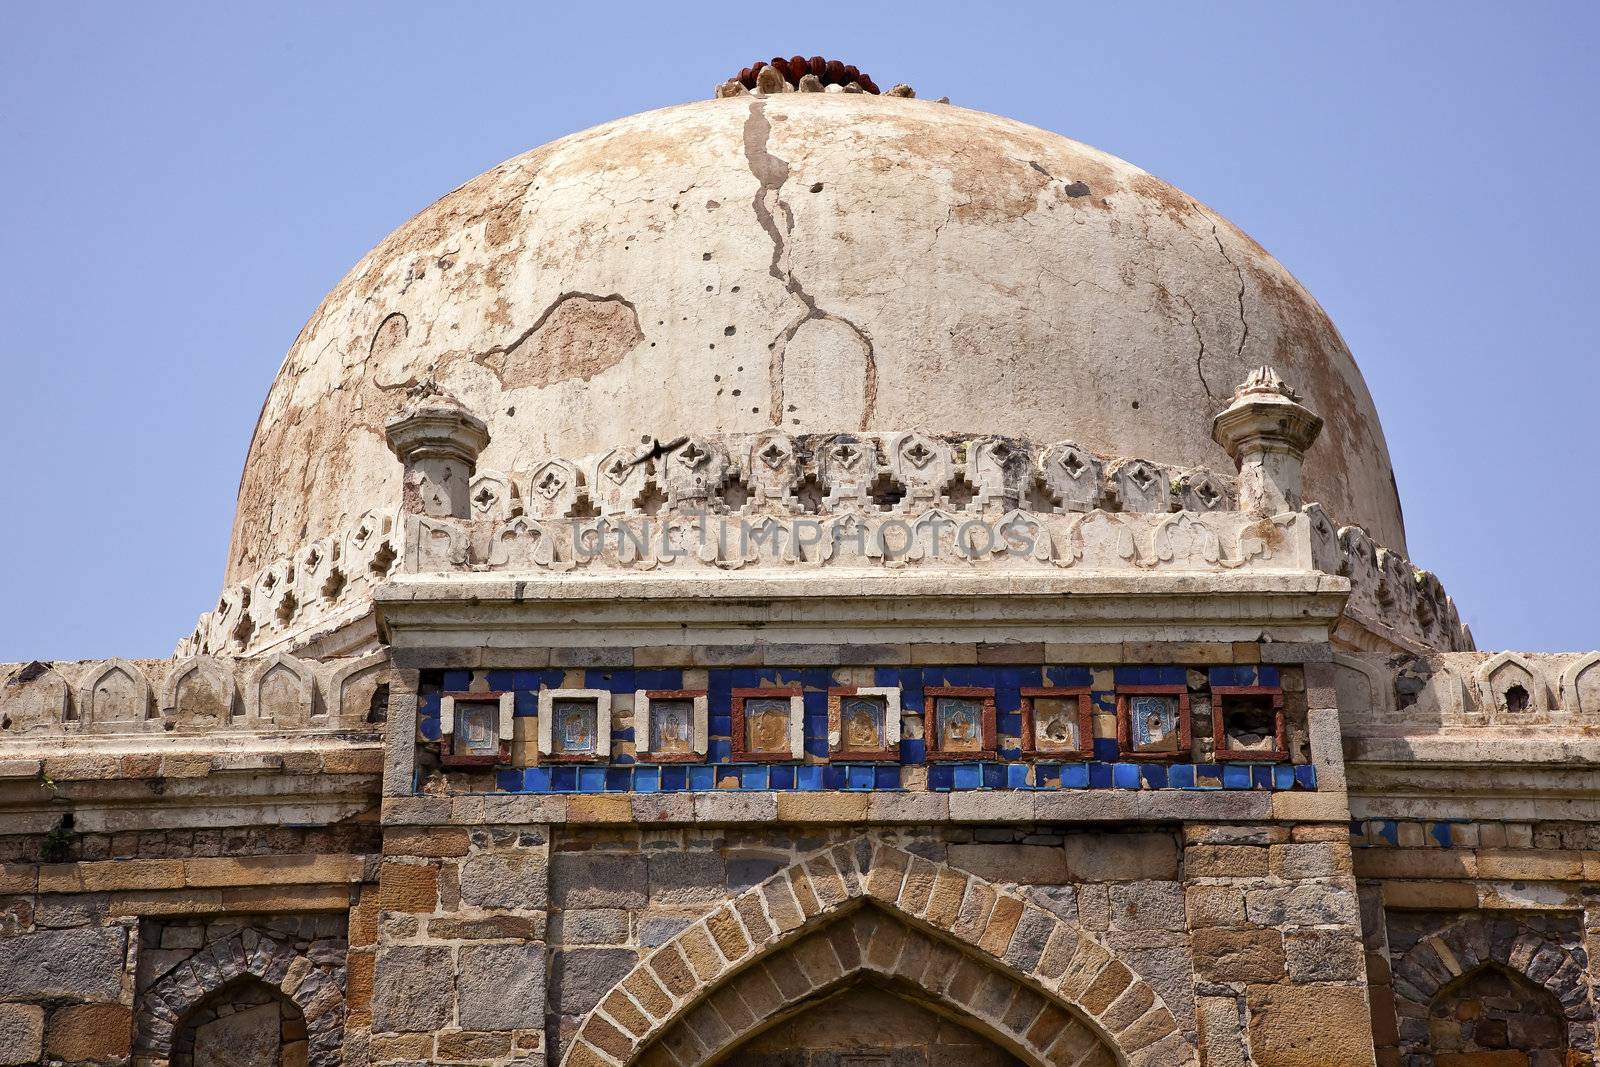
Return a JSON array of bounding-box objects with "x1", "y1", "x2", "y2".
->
[
  {"x1": 0, "y1": 1004, "x2": 43, "y2": 1066},
  {"x1": 1284, "y1": 930, "x2": 1366, "y2": 983},
  {"x1": 556, "y1": 948, "x2": 639, "y2": 1015},
  {"x1": 647, "y1": 851, "x2": 727, "y2": 906},
  {"x1": 458, "y1": 942, "x2": 546, "y2": 1030},
  {"x1": 460, "y1": 852, "x2": 548, "y2": 911},
  {"x1": 552, "y1": 854, "x2": 646, "y2": 909},
  {"x1": 1064, "y1": 833, "x2": 1180, "y2": 881},
  {"x1": 371, "y1": 946, "x2": 453, "y2": 1033},
  {"x1": 1108, "y1": 881, "x2": 1187, "y2": 932},
  {"x1": 0, "y1": 927, "x2": 126, "y2": 1001},
  {"x1": 948, "y1": 843, "x2": 1069, "y2": 885},
  {"x1": 560, "y1": 908, "x2": 630, "y2": 945}
]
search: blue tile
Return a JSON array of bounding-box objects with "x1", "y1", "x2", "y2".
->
[
  {"x1": 1293, "y1": 765, "x2": 1318, "y2": 790},
  {"x1": 661, "y1": 766, "x2": 687, "y2": 792},
  {"x1": 999, "y1": 743, "x2": 1023, "y2": 761},
  {"x1": 708, "y1": 740, "x2": 732, "y2": 763},
  {"x1": 1035, "y1": 763, "x2": 1062, "y2": 787},
  {"x1": 1113, "y1": 763, "x2": 1142, "y2": 789},
  {"x1": 1195, "y1": 764, "x2": 1223, "y2": 788},
  {"x1": 797, "y1": 765, "x2": 824, "y2": 790},
  {"x1": 1091, "y1": 691, "x2": 1116, "y2": 713},
  {"x1": 1222, "y1": 764, "x2": 1253, "y2": 789},
  {"x1": 496, "y1": 769, "x2": 522, "y2": 792},
  {"x1": 688, "y1": 765, "x2": 716, "y2": 791},
  {"x1": 982, "y1": 763, "x2": 1006, "y2": 789},
  {"x1": 611, "y1": 727, "x2": 636, "y2": 743},
  {"x1": 1376, "y1": 819, "x2": 1398, "y2": 846},
  {"x1": 1113, "y1": 667, "x2": 1144, "y2": 686},
  {"x1": 847, "y1": 765, "x2": 875, "y2": 791},
  {"x1": 1045, "y1": 666, "x2": 1093, "y2": 688},
  {"x1": 1258, "y1": 666, "x2": 1281, "y2": 688},
  {"x1": 1061, "y1": 763, "x2": 1090, "y2": 789},
  {"x1": 1088, "y1": 762, "x2": 1113, "y2": 789},
  {"x1": 1006, "y1": 764, "x2": 1030, "y2": 789},
  {"x1": 1208, "y1": 666, "x2": 1257, "y2": 688},
  {"x1": 442, "y1": 670, "x2": 472, "y2": 691},
  {"x1": 579, "y1": 766, "x2": 607, "y2": 793},
  {"x1": 1092, "y1": 737, "x2": 1119, "y2": 762},
  {"x1": 1140, "y1": 764, "x2": 1168, "y2": 789},
  {"x1": 899, "y1": 738, "x2": 926, "y2": 764},
  {"x1": 709, "y1": 714, "x2": 732, "y2": 737},
  {"x1": 606, "y1": 767, "x2": 632, "y2": 791},
  {"x1": 633, "y1": 669, "x2": 684, "y2": 691},
  {"x1": 875, "y1": 765, "x2": 901, "y2": 790},
  {"x1": 1273, "y1": 764, "x2": 1295, "y2": 790},
  {"x1": 524, "y1": 767, "x2": 552, "y2": 792},
  {"x1": 514, "y1": 690, "x2": 538, "y2": 717},
  {"x1": 418, "y1": 717, "x2": 441, "y2": 742},
  {"x1": 1429, "y1": 822, "x2": 1453, "y2": 847},
  {"x1": 997, "y1": 712, "x2": 1022, "y2": 735},
  {"x1": 634, "y1": 767, "x2": 660, "y2": 792},
  {"x1": 1251, "y1": 765, "x2": 1273, "y2": 789},
  {"x1": 953, "y1": 763, "x2": 983, "y2": 790},
  {"x1": 769, "y1": 765, "x2": 795, "y2": 790},
  {"x1": 823, "y1": 765, "x2": 848, "y2": 790},
  {"x1": 552, "y1": 766, "x2": 578, "y2": 792},
  {"x1": 1168, "y1": 764, "x2": 1195, "y2": 789},
  {"x1": 742, "y1": 765, "x2": 770, "y2": 790},
  {"x1": 612, "y1": 752, "x2": 636, "y2": 766},
  {"x1": 805, "y1": 739, "x2": 830, "y2": 759},
  {"x1": 927, "y1": 764, "x2": 955, "y2": 792}
]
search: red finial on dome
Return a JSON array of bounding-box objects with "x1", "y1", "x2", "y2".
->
[{"x1": 727, "y1": 56, "x2": 882, "y2": 94}]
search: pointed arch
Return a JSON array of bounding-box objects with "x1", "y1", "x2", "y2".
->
[
  {"x1": 1390, "y1": 914, "x2": 1594, "y2": 1060},
  {"x1": 562, "y1": 837, "x2": 1192, "y2": 1067},
  {"x1": 134, "y1": 930, "x2": 344, "y2": 1065}
]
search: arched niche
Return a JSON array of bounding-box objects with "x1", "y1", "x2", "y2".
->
[
  {"x1": 82, "y1": 658, "x2": 153, "y2": 731},
  {"x1": 171, "y1": 976, "x2": 309, "y2": 1067},
  {"x1": 1390, "y1": 914, "x2": 1594, "y2": 1063}
]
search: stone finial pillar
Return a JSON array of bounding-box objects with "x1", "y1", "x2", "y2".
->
[
  {"x1": 384, "y1": 380, "x2": 490, "y2": 519},
  {"x1": 1211, "y1": 366, "x2": 1324, "y2": 516}
]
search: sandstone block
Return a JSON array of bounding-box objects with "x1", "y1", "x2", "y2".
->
[
  {"x1": 1245, "y1": 983, "x2": 1376, "y2": 1066},
  {"x1": 1192, "y1": 929, "x2": 1285, "y2": 983},
  {"x1": 0, "y1": 1005, "x2": 43, "y2": 1066},
  {"x1": 1108, "y1": 881, "x2": 1187, "y2": 932},
  {"x1": 1269, "y1": 841, "x2": 1352, "y2": 880},
  {"x1": 1186, "y1": 844, "x2": 1269, "y2": 879},
  {"x1": 385, "y1": 826, "x2": 471, "y2": 858},
  {"x1": 775, "y1": 792, "x2": 869, "y2": 822},
  {"x1": 458, "y1": 942, "x2": 546, "y2": 1030},
  {"x1": 378, "y1": 862, "x2": 439, "y2": 913},
  {"x1": 45, "y1": 1003, "x2": 133, "y2": 1061}
]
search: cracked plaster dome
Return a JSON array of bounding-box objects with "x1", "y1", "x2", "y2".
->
[{"x1": 227, "y1": 92, "x2": 1406, "y2": 582}]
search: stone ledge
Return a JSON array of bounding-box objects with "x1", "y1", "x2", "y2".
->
[
  {"x1": 381, "y1": 789, "x2": 1322, "y2": 826},
  {"x1": 26, "y1": 854, "x2": 371, "y2": 894}
]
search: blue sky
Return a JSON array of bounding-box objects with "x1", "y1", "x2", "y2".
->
[{"x1": 1, "y1": 2, "x2": 1595, "y2": 658}]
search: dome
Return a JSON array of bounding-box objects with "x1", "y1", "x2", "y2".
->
[{"x1": 227, "y1": 91, "x2": 1405, "y2": 584}]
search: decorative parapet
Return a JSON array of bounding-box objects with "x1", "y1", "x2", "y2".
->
[
  {"x1": 0, "y1": 652, "x2": 390, "y2": 739},
  {"x1": 179, "y1": 427, "x2": 1475, "y2": 657},
  {"x1": 1332, "y1": 649, "x2": 1600, "y2": 736}
]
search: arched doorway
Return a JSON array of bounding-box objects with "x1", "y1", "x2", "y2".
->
[{"x1": 171, "y1": 977, "x2": 308, "y2": 1067}]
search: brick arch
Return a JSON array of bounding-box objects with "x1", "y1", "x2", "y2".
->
[
  {"x1": 564, "y1": 837, "x2": 1193, "y2": 1067},
  {"x1": 134, "y1": 930, "x2": 345, "y2": 1066},
  {"x1": 1391, "y1": 914, "x2": 1596, "y2": 1061}
]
